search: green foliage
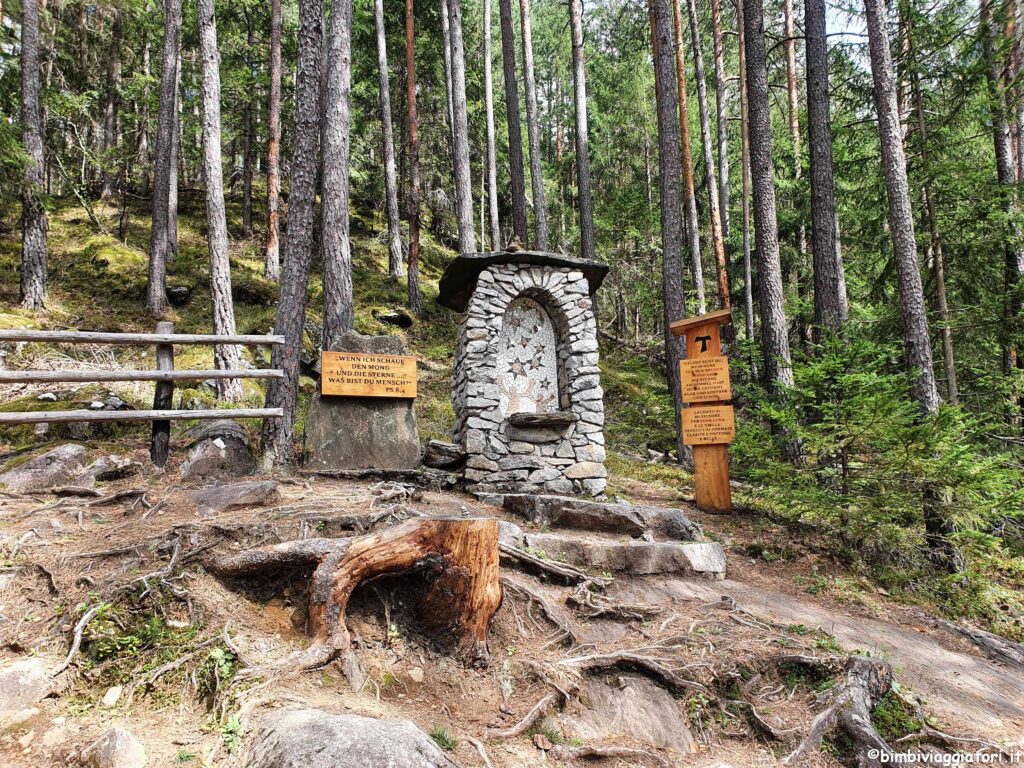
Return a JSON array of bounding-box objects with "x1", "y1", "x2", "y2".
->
[
  {"x1": 428, "y1": 726, "x2": 457, "y2": 751},
  {"x1": 219, "y1": 715, "x2": 244, "y2": 755},
  {"x1": 871, "y1": 692, "x2": 923, "y2": 742},
  {"x1": 197, "y1": 646, "x2": 237, "y2": 699}
]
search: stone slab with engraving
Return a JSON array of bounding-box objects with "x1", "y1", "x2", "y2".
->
[{"x1": 304, "y1": 332, "x2": 420, "y2": 470}]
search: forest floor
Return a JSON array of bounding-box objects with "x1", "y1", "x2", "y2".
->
[{"x1": 0, "y1": 454, "x2": 1022, "y2": 768}]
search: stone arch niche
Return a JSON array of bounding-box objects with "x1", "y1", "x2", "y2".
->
[{"x1": 437, "y1": 251, "x2": 610, "y2": 496}]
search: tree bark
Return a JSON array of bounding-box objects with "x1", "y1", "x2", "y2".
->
[
  {"x1": 406, "y1": 0, "x2": 423, "y2": 313},
  {"x1": 519, "y1": 0, "x2": 548, "y2": 250},
  {"x1": 321, "y1": 0, "x2": 355, "y2": 342},
  {"x1": 440, "y1": 0, "x2": 455, "y2": 136},
  {"x1": 100, "y1": 11, "x2": 122, "y2": 200},
  {"x1": 261, "y1": 0, "x2": 323, "y2": 467},
  {"x1": 649, "y1": 0, "x2": 689, "y2": 461},
  {"x1": 710, "y1": 0, "x2": 730, "y2": 249},
  {"x1": 137, "y1": 37, "x2": 152, "y2": 198},
  {"x1": 147, "y1": 0, "x2": 182, "y2": 317},
  {"x1": 499, "y1": 0, "x2": 528, "y2": 244},
  {"x1": 736, "y1": 0, "x2": 756, "y2": 364},
  {"x1": 864, "y1": 0, "x2": 939, "y2": 415},
  {"x1": 568, "y1": 0, "x2": 596, "y2": 262},
  {"x1": 207, "y1": 518, "x2": 503, "y2": 683},
  {"x1": 483, "y1": 0, "x2": 501, "y2": 250},
  {"x1": 265, "y1": 0, "x2": 283, "y2": 281},
  {"x1": 241, "y1": 9, "x2": 255, "y2": 239},
  {"x1": 445, "y1": 0, "x2": 477, "y2": 254},
  {"x1": 742, "y1": 0, "x2": 793, "y2": 388},
  {"x1": 671, "y1": 0, "x2": 706, "y2": 315},
  {"x1": 805, "y1": 0, "x2": 849, "y2": 336},
  {"x1": 783, "y1": 0, "x2": 807, "y2": 269},
  {"x1": 19, "y1": 0, "x2": 48, "y2": 310},
  {"x1": 685, "y1": 0, "x2": 729, "y2": 309},
  {"x1": 375, "y1": 0, "x2": 405, "y2": 276}
]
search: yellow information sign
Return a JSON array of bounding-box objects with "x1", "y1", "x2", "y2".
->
[
  {"x1": 321, "y1": 352, "x2": 417, "y2": 398},
  {"x1": 680, "y1": 356, "x2": 732, "y2": 403},
  {"x1": 682, "y1": 405, "x2": 736, "y2": 446}
]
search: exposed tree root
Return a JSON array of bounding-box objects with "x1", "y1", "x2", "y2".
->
[
  {"x1": 206, "y1": 517, "x2": 503, "y2": 686},
  {"x1": 566, "y1": 583, "x2": 663, "y2": 621},
  {"x1": 482, "y1": 692, "x2": 560, "y2": 741},
  {"x1": 502, "y1": 575, "x2": 577, "y2": 646},
  {"x1": 558, "y1": 650, "x2": 710, "y2": 695},
  {"x1": 782, "y1": 656, "x2": 895, "y2": 767},
  {"x1": 932, "y1": 617, "x2": 1024, "y2": 669},
  {"x1": 52, "y1": 603, "x2": 102, "y2": 676},
  {"x1": 499, "y1": 542, "x2": 609, "y2": 588},
  {"x1": 549, "y1": 744, "x2": 671, "y2": 767}
]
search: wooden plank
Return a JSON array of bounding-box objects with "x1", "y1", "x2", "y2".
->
[
  {"x1": 0, "y1": 408, "x2": 283, "y2": 425},
  {"x1": 0, "y1": 330, "x2": 285, "y2": 346},
  {"x1": 681, "y1": 405, "x2": 736, "y2": 446},
  {"x1": 669, "y1": 308, "x2": 733, "y2": 336},
  {"x1": 150, "y1": 322, "x2": 175, "y2": 468},
  {"x1": 680, "y1": 357, "x2": 731, "y2": 403},
  {"x1": 321, "y1": 352, "x2": 418, "y2": 398},
  {"x1": 693, "y1": 444, "x2": 732, "y2": 513},
  {"x1": 0, "y1": 369, "x2": 284, "y2": 383}
]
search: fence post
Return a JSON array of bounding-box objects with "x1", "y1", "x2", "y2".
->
[{"x1": 150, "y1": 321, "x2": 175, "y2": 466}]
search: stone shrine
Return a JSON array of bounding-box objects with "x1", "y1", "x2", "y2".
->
[{"x1": 437, "y1": 250, "x2": 610, "y2": 495}]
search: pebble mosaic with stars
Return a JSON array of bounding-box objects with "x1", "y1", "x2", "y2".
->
[{"x1": 497, "y1": 297, "x2": 560, "y2": 416}]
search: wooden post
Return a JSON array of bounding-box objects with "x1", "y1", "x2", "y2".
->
[
  {"x1": 150, "y1": 321, "x2": 175, "y2": 467},
  {"x1": 671, "y1": 309, "x2": 734, "y2": 513}
]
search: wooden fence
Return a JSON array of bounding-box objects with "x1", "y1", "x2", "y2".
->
[{"x1": 0, "y1": 322, "x2": 284, "y2": 466}]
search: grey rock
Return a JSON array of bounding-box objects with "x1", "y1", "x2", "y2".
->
[
  {"x1": 190, "y1": 480, "x2": 280, "y2": 516},
  {"x1": 523, "y1": 533, "x2": 726, "y2": 578},
  {"x1": 80, "y1": 727, "x2": 146, "y2": 768},
  {"x1": 421, "y1": 440, "x2": 467, "y2": 470},
  {"x1": 84, "y1": 454, "x2": 142, "y2": 483},
  {"x1": 543, "y1": 478, "x2": 574, "y2": 494},
  {"x1": 304, "y1": 333, "x2": 420, "y2": 471},
  {"x1": 504, "y1": 495, "x2": 701, "y2": 540},
  {"x1": 498, "y1": 520, "x2": 525, "y2": 548},
  {"x1": 564, "y1": 461, "x2": 607, "y2": 480},
  {"x1": 497, "y1": 456, "x2": 546, "y2": 471},
  {"x1": 0, "y1": 444, "x2": 89, "y2": 493},
  {"x1": 562, "y1": 676, "x2": 697, "y2": 754},
  {"x1": 0, "y1": 659, "x2": 50, "y2": 720},
  {"x1": 245, "y1": 708, "x2": 457, "y2": 768},
  {"x1": 580, "y1": 477, "x2": 608, "y2": 496},
  {"x1": 37, "y1": 392, "x2": 57, "y2": 402},
  {"x1": 180, "y1": 421, "x2": 256, "y2": 480}
]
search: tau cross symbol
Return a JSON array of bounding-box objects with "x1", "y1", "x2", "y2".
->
[{"x1": 695, "y1": 334, "x2": 712, "y2": 353}]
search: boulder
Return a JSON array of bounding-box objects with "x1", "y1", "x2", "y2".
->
[
  {"x1": 523, "y1": 533, "x2": 726, "y2": 579},
  {"x1": 421, "y1": 440, "x2": 467, "y2": 470},
  {"x1": 0, "y1": 444, "x2": 90, "y2": 493},
  {"x1": 245, "y1": 709, "x2": 457, "y2": 768},
  {"x1": 80, "y1": 727, "x2": 146, "y2": 768},
  {"x1": 0, "y1": 659, "x2": 51, "y2": 722},
  {"x1": 561, "y1": 675, "x2": 698, "y2": 753},
  {"x1": 190, "y1": 480, "x2": 280, "y2": 516},
  {"x1": 83, "y1": 455, "x2": 142, "y2": 483},
  {"x1": 304, "y1": 333, "x2": 420, "y2": 471},
  {"x1": 504, "y1": 495, "x2": 702, "y2": 541},
  {"x1": 180, "y1": 420, "x2": 256, "y2": 480}
]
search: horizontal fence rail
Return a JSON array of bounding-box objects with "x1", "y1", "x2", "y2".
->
[{"x1": 0, "y1": 322, "x2": 283, "y2": 466}]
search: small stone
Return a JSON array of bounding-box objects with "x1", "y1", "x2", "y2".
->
[
  {"x1": 18, "y1": 730, "x2": 35, "y2": 748},
  {"x1": 532, "y1": 733, "x2": 553, "y2": 750},
  {"x1": 408, "y1": 667, "x2": 424, "y2": 683},
  {"x1": 102, "y1": 685, "x2": 122, "y2": 707},
  {"x1": 564, "y1": 462, "x2": 607, "y2": 479},
  {"x1": 89, "y1": 401, "x2": 105, "y2": 410},
  {"x1": 80, "y1": 727, "x2": 146, "y2": 768},
  {"x1": 37, "y1": 392, "x2": 57, "y2": 402}
]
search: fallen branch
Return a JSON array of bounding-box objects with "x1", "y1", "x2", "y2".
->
[
  {"x1": 932, "y1": 617, "x2": 1024, "y2": 670},
  {"x1": 52, "y1": 603, "x2": 103, "y2": 676}
]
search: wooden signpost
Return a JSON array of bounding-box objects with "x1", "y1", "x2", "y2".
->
[
  {"x1": 321, "y1": 352, "x2": 418, "y2": 398},
  {"x1": 670, "y1": 308, "x2": 734, "y2": 513}
]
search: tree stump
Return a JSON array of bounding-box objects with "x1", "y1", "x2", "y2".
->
[{"x1": 207, "y1": 517, "x2": 502, "y2": 683}]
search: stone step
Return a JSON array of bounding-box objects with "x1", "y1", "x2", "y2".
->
[
  {"x1": 504, "y1": 494, "x2": 701, "y2": 541},
  {"x1": 523, "y1": 532, "x2": 726, "y2": 580}
]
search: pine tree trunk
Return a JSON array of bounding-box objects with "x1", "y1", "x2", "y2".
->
[
  {"x1": 742, "y1": 0, "x2": 793, "y2": 388},
  {"x1": 168, "y1": 53, "x2": 180, "y2": 254},
  {"x1": 261, "y1": 0, "x2": 323, "y2": 467},
  {"x1": 519, "y1": 0, "x2": 548, "y2": 250},
  {"x1": 19, "y1": 0, "x2": 48, "y2": 310},
  {"x1": 737, "y1": 0, "x2": 756, "y2": 358},
  {"x1": 483, "y1": 0, "x2": 501, "y2": 249},
  {"x1": 685, "y1": 0, "x2": 729, "y2": 309},
  {"x1": 406, "y1": 0, "x2": 423, "y2": 313},
  {"x1": 197, "y1": 0, "x2": 243, "y2": 402},
  {"x1": 649, "y1": 0, "x2": 688, "y2": 461},
  {"x1": 864, "y1": 0, "x2": 939, "y2": 415},
  {"x1": 710, "y1": 0, "x2": 730, "y2": 248},
  {"x1": 783, "y1": 0, "x2": 807, "y2": 273},
  {"x1": 499, "y1": 0, "x2": 528, "y2": 244},
  {"x1": 321, "y1": 0, "x2": 355, "y2": 342},
  {"x1": 440, "y1": 0, "x2": 455, "y2": 136},
  {"x1": 241, "y1": 9, "x2": 255, "y2": 239},
  {"x1": 907, "y1": 21, "x2": 956, "y2": 403},
  {"x1": 138, "y1": 37, "x2": 152, "y2": 197},
  {"x1": 146, "y1": 0, "x2": 182, "y2": 317},
  {"x1": 671, "y1": 0, "x2": 706, "y2": 315},
  {"x1": 446, "y1": 0, "x2": 477, "y2": 254},
  {"x1": 265, "y1": 0, "x2": 283, "y2": 281},
  {"x1": 805, "y1": 0, "x2": 848, "y2": 336},
  {"x1": 375, "y1": 0, "x2": 405, "y2": 276},
  {"x1": 100, "y1": 12, "x2": 122, "y2": 200},
  {"x1": 568, "y1": 0, "x2": 595, "y2": 262}
]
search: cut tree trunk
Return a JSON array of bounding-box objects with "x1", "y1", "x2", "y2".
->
[
  {"x1": 375, "y1": 0, "x2": 405, "y2": 277},
  {"x1": 519, "y1": 0, "x2": 548, "y2": 251},
  {"x1": 265, "y1": 0, "x2": 283, "y2": 281},
  {"x1": 499, "y1": 0, "x2": 528, "y2": 243},
  {"x1": 20, "y1": 0, "x2": 48, "y2": 310},
  {"x1": 207, "y1": 518, "x2": 503, "y2": 684},
  {"x1": 197, "y1": 0, "x2": 243, "y2": 402}
]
